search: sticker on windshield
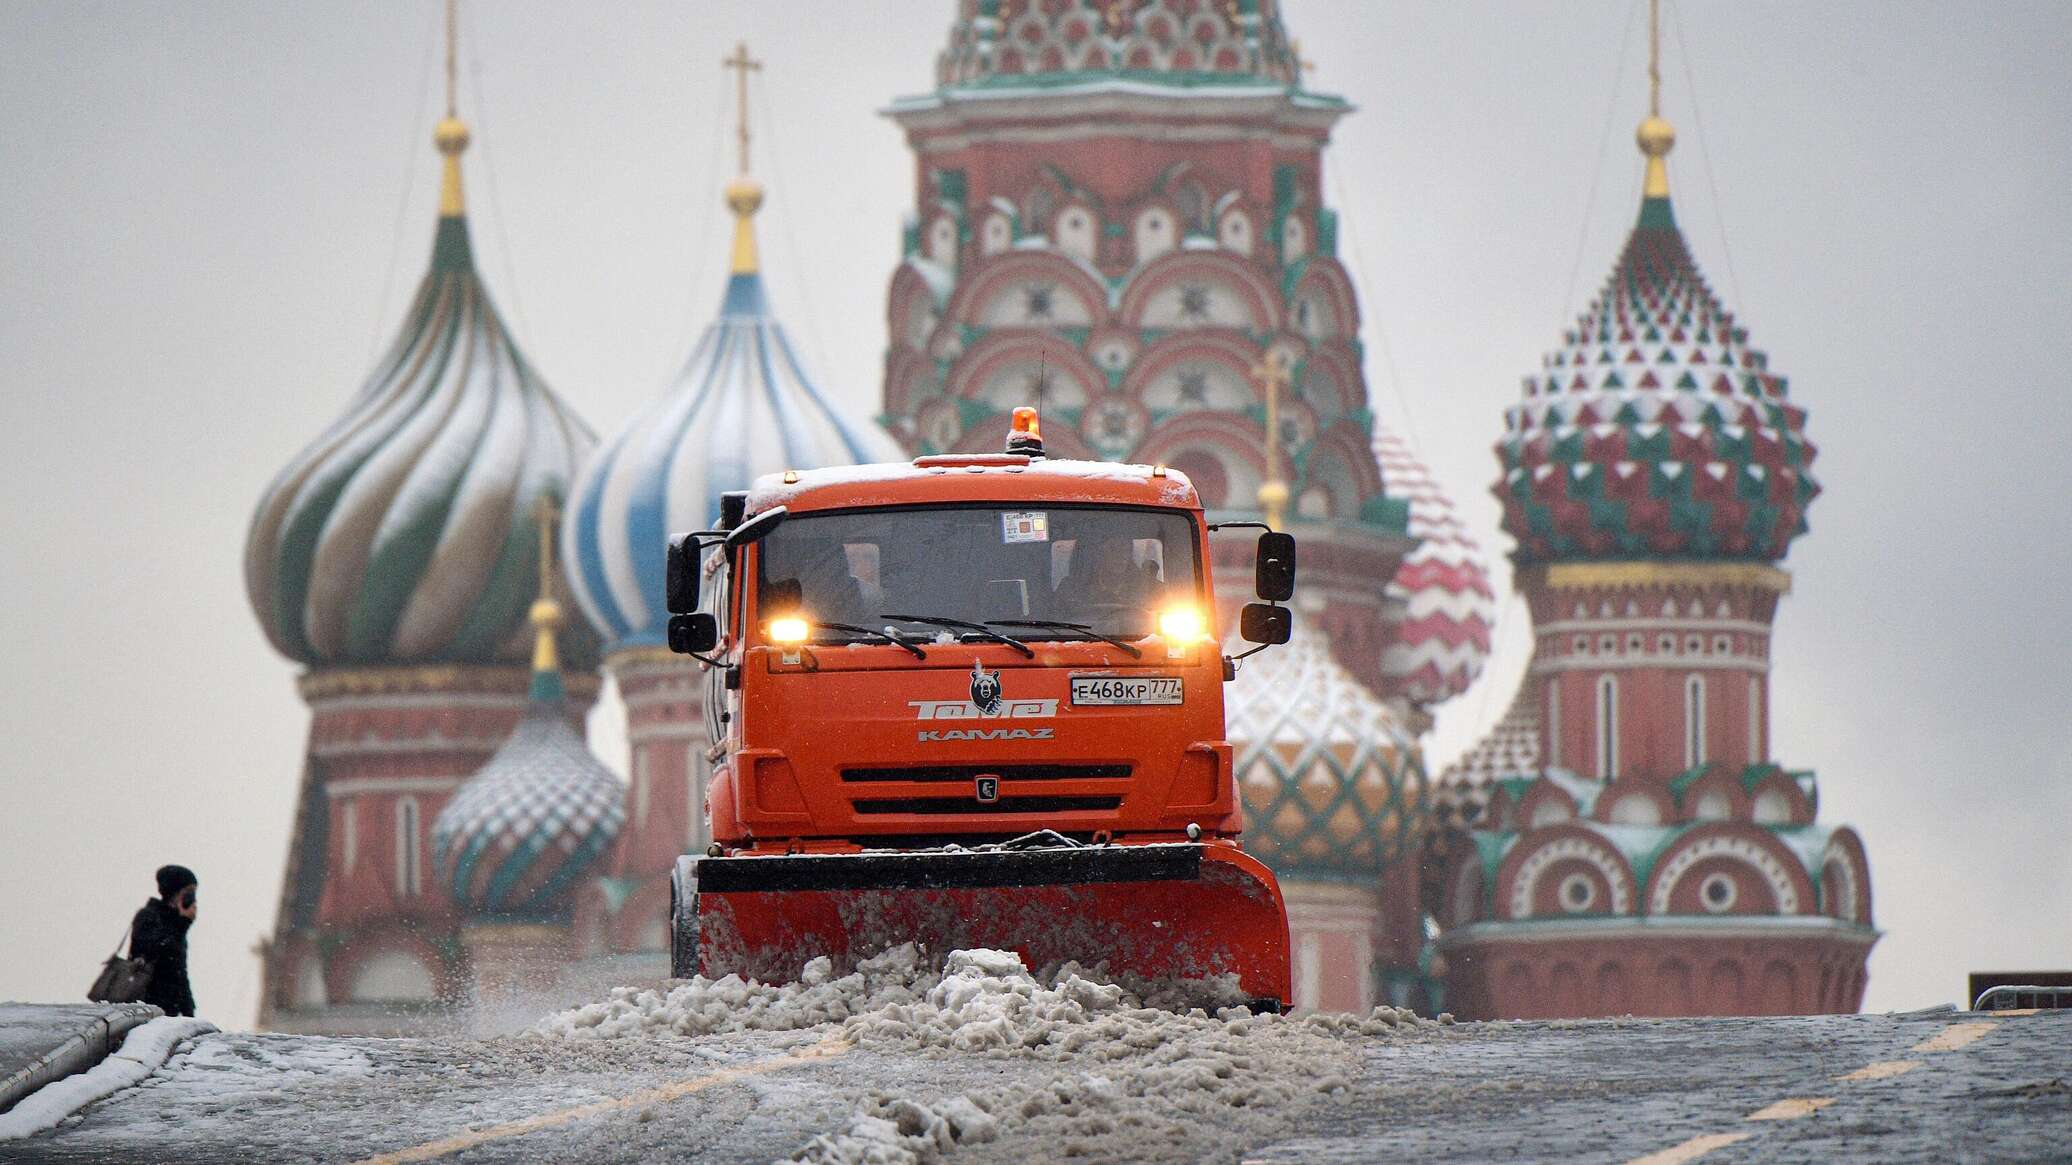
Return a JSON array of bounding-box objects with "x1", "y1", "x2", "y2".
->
[{"x1": 1001, "y1": 511, "x2": 1050, "y2": 544}]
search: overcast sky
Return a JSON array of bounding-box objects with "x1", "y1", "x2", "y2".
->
[{"x1": 2, "y1": 1, "x2": 2067, "y2": 1025}]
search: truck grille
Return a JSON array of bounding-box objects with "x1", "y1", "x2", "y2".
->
[
  {"x1": 841, "y1": 763, "x2": 1131, "y2": 783},
  {"x1": 851, "y1": 795, "x2": 1125, "y2": 815}
]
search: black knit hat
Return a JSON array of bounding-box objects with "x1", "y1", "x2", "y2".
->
[{"x1": 156, "y1": 864, "x2": 198, "y2": 898}]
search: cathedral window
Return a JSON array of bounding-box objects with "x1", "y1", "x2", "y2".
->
[
  {"x1": 1596, "y1": 674, "x2": 1620, "y2": 781},
  {"x1": 1685, "y1": 674, "x2": 1708, "y2": 769},
  {"x1": 394, "y1": 797, "x2": 422, "y2": 898},
  {"x1": 340, "y1": 797, "x2": 357, "y2": 877},
  {"x1": 1748, "y1": 676, "x2": 1763, "y2": 761}
]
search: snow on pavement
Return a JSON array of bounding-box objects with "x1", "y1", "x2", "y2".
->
[
  {"x1": 0, "y1": 1017, "x2": 216, "y2": 1141},
  {"x1": 536, "y1": 947, "x2": 1439, "y2": 1164}
]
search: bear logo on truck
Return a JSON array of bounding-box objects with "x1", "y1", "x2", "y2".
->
[{"x1": 969, "y1": 661, "x2": 1003, "y2": 716}]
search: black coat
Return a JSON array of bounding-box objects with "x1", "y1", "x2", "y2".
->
[{"x1": 129, "y1": 898, "x2": 195, "y2": 1017}]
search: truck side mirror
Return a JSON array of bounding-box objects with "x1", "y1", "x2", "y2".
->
[
  {"x1": 1255, "y1": 531, "x2": 1296, "y2": 602},
  {"x1": 666, "y1": 533, "x2": 701, "y2": 615},
  {"x1": 1240, "y1": 602, "x2": 1292, "y2": 646},
  {"x1": 726, "y1": 505, "x2": 788, "y2": 549},
  {"x1": 667, "y1": 612, "x2": 719, "y2": 655}
]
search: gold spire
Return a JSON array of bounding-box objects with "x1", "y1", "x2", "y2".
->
[
  {"x1": 529, "y1": 494, "x2": 564, "y2": 677},
  {"x1": 433, "y1": 0, "x2": 470, "y2": 216},
  {"x1": 1635, "y1": 0, "x2": 1675, "y2": 200},
  {"x1": 1252, "y1": 350, "x2": 1293, "y2": 530},
  {"x1": 722, "y1": 41, "x2": 765, "y2": 276}
]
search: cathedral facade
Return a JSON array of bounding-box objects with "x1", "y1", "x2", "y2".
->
[{"x1": 248, "y1": 0, "x2": 1867, "y2": 1031}]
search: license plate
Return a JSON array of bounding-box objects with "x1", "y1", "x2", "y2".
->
[{"x1": 1070, "y1": 675, "x2": 1183, "y2": 706}]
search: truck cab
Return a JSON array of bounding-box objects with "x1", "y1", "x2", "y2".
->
[{"x1": 664, "y1": 410, "x2": 1296, "y2": 1004}]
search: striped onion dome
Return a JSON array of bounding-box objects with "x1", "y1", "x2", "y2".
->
[
  {"x1": 1496, "y1": 114, "x2": 1816, "y2": 566},
  {"x1": 566, "y1": 174, "x2": 902, "y2": 650},
  {"x1": 434, "y1": 594, "x2": 623, "y2": 917},
  {"x1": 245, "y1": 113, "x2": 596, "y2": 667},
  {"x1": 1228, "y1": 607, "x2": 1430, "y2": 880},
  {"x1": 1373, "y1": 428, "x2": 1496, "y2": 706}
]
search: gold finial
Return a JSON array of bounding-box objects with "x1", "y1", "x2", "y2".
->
[
  {"x1": 1251, "y1": 349, "x2": 1294, "y2": 530},
  {"x1": 433, "y1": 0, "x2": 470, "y2": 216},
  {"x1": 722, "y1": 41, "x2": 765, "y2": 275},
  {"x1": 529, "y1": 494, "x2": 564, "y2": 676},
  {"x1": 1290, "y1": 39, "x2": 1315, "y2": 81},
  {"x1": 1635, "y1": 0, "x2": 1675, "y2": 199}
]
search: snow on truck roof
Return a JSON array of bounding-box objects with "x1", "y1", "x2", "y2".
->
[{"x1": 743, "y1": 455, "x2": 1200, "y2": 515}]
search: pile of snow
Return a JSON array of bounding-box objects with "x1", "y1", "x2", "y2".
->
[
  {"x1": 537, "y1": 947, "x2": 1435, "y2": 1164},
  {"x1": 0, "y1": 1017, "x2": 216, "y2": 1141}
]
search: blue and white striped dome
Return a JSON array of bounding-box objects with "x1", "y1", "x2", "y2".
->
[{"x1": 565, "y1": 181, "x2": 902, "y2": 651}]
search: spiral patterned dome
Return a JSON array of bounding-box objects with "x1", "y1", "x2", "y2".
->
[
  {"x1": 245, "y1": 119, "x2": 595, "y2": 667},
  {"x1": 1373, "y1": 428, "x2": 1495, "y2": 706},
  {"x1": 434, "y1": 603, "x2": 623, "y2": 917},
  {"x1": 566, "y1": 178, "x2": 902, "y2": 650},
  {"x1": 1229, "y1": 608, "x2": 1429, "y2": 881},
  {"x1": 1496, "y1": 191, "x2": 1817, "y2": 566}
]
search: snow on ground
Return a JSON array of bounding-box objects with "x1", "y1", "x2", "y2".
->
[
  {"x1": 0, "y1": 1018, "x2": 216, "y2": 1141},
  {"x1": 536, "y1": 947, "x2": 1438, "y2": 1164}
]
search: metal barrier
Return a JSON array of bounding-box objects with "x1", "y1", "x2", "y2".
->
[{"x1": 1972, "y1": 984, "x2": 2072, "y2": 1012}]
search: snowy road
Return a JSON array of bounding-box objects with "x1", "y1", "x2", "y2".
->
[{"x1": 7, "y1": 954, "x2": 2066, "y2": 1164}]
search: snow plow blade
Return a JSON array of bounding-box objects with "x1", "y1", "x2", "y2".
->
[{"x1": 673, "y1": 841, "x2": 1291, "y2": 1009}]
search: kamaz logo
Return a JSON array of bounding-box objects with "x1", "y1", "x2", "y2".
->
[
  {"x1": 908, "y1": 699, "x2": 1058, "y2": 720},
  {"x1": 917, "y1": 727, "x2": 1056, "y2": 742}
]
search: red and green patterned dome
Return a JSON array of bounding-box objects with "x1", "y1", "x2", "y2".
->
[{"x1": 1497, "y1": 148, "x2": 1817, "y2": 565}]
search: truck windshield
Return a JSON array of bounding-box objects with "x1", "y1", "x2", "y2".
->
[{"x1": 756, "y1": 505, "x2": 1201, "y2": 643}]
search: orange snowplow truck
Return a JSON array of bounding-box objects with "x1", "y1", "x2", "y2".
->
[{"x1": 663, "y1": 408, "x2": 1298, "y2": 1008}]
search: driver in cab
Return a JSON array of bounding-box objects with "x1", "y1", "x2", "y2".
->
[{"x1": 1055, "y1": 535, "x2": 1159, "y2": 628}]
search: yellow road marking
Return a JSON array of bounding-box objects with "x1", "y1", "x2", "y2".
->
[
  {"x1": 349, "y1": 1035, "x2": 850, "y2": 1165},
  {"x1": 1746, "y1": 1097, "x2": 1835, "y2": 1121},
  {"x1": 1624, "y1": 1131, "x2": 1754, "y2": 1165},
  {"x1": 1836, "y1": 1059, "x2": 1922, "y2": 1082},
  {"x1": 1911, "y1": 1021, "x2": 2000, "y2": 1053}
]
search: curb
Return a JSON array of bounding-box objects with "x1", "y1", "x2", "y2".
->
[
  {"x1": 0, "y1": 1016, "x2": 217, "y2": 1141},
  {"x1": 0, "y1": 1004, "x2": 161, "y2": 1117}
]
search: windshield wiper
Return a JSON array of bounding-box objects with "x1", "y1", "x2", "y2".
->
[
  {"x1": 810, "y1": 621, "x2": 929, "y2": 659},
  {"x1": 986, "y1": 619, "x2": 1143, "y2": 658},
  {"x1": 880, "y1": 613, "x2": 1036, "y2": 658}
]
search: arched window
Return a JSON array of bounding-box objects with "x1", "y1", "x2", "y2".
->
[
  {"x1": 1596, "y1": 675, "x2": 1619, "y2": 781},
  {"x1": 1685, "y1": 674, "x2": 1708, "y2": 769},
  {"x1": 1545, "y1": 680, "x2": 1562, "y2": 768},
  {"x1": 340, "y1": 797, "x2": 357, "y2": 877},
  {"x1": 394, "y1": 797, "x2": 422, "y2": 897},
  {"x1": 1747, "y1": 676, "x2": 1763, "y2": 761}
]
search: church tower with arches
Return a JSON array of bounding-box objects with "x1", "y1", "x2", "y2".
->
[{"x1": 1431, "y1": 2, "x2": 1876, "y2": 1019}]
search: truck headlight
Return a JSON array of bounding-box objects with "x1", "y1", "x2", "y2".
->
[
  {"x1": 1158, "y1": 606, "x2": 1207, "y2": 642},
  {"x1": 768, "y1": 616, "x2": 810, "y2": 644}
]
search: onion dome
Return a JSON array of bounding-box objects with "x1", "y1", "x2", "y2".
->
[
  {"x1": 566, "y1": 56, "x2": 902, "y2": 651},
  {"x1": 245, "y1": 100, "x2": 596, "y2": 668},
  {"x1": 435, "y1": 504, "x2": 623, "y2": 917},
  {"x1": 937, "y1": 0, "x2": 1304, "y2": 88},
  {"x1": 1495, "y1": 102, "x2": 1816, "y2": 566},
  {"x1": 1373, "y1": 428, "x2": 1496, "y2": 706},
  {"x1": 1228, "y1": 607, "x2": 1429, "y2": 880}
]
